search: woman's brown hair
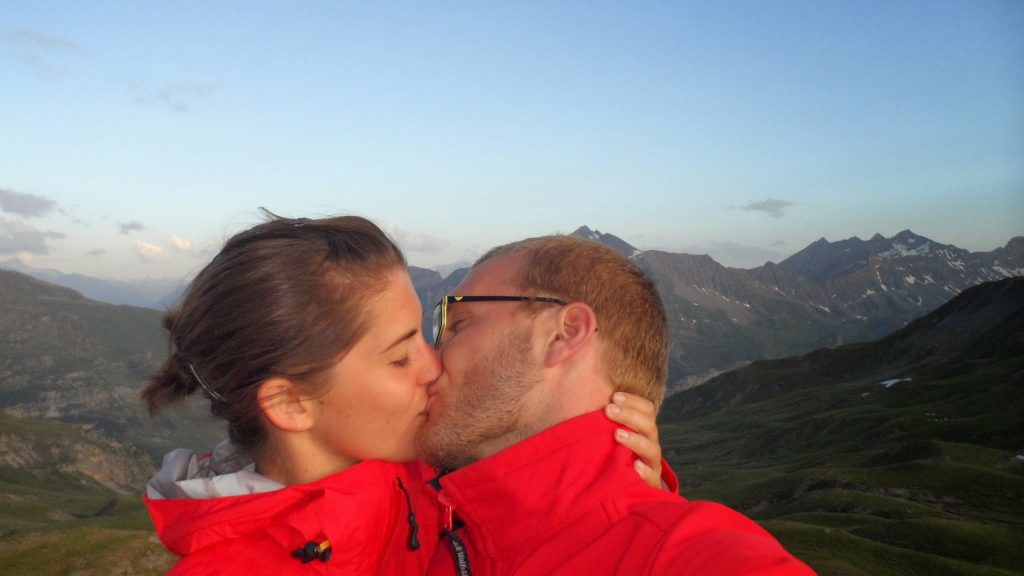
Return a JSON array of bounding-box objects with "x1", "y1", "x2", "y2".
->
[{"x1": 141, "y1": 212, "x2": 405, "y2": 456}]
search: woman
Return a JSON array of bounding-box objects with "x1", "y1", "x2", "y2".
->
[{"x1": 142, "y1": 213, "x2": 668, "y2": 575}]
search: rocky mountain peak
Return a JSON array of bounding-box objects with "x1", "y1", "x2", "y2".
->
[
  {"x1": 573, "y1": 225, "x2": 597, "y2": 237},
  {"x1": 569, "y1": 226, "x2": 641, "y2": 259},
  {"x1": 893, "y1": 229, "x2": 925, "y2": 241},
  {"x1": 876, "y1": 231, "x2": 937, "y2": 259}
]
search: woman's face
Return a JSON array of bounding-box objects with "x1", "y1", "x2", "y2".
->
[{"x1": 307, "y1": 267, "x2": 440, "y2": 466}]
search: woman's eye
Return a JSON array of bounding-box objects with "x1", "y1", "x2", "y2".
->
[{"x1": 392, "y1": 357, "x2": 410, "y2": 367}]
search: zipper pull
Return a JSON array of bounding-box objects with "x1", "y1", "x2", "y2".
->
[
  {"x1": 292, "y1": 539, "x2": 332, "y2": 563},
  {"x1": 438, "y1": 491, "x2": 455, "y2": 533}
]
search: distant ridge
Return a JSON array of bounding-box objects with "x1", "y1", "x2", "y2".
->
[
  {"x1": 0, "y1": 258, "x2": 184, "y2": 310},
  {"x1": 544, "y1": 228, "x2": 1024, "y2": 391},
  {"x1": 6, "y1": 226, "x2": 1021, "y2": 400},
  {"x1": 412, "y1": 228, "x2": 1024, "y2": 392},
  {"x1": 663, "y1": 276, "x2": 1024, "y2": 415},
  {"x1": 777, "y1": 229, "x2": 1021, "y2": 282},
  {"x1": 777, "y1": 230, "x2": 943, "y2": 281}
]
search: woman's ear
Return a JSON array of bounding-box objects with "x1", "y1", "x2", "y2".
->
[
  {"x1": 544, "y1": 302, "x2": 598, "y2": 368},
  {"x1": 257, "y1": 377, "x2": 315, "y2": 432}
]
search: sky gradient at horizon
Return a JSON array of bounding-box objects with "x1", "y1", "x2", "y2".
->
[{"x1": 2, "y1": 1, "x2": 1022, "y2": 280}]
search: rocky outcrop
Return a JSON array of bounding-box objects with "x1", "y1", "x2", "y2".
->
[{"x1": 0, "y1": 413, "x2": 154, "y2": 493}]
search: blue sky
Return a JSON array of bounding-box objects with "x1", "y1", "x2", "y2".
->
[{"x1": 1, "y1": 1, "x2": 1022, "y2": 280}]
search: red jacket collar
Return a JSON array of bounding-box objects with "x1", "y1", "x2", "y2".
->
[
  {"x1": 146, "y1": 459, "x2": 403, "y2": 565},
  {"x1": 433, "y1": 411, "x2": 648, "y2": 552}
]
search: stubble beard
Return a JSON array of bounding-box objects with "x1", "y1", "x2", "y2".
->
[{"x1": 416, "y1": 327, "x2": 540, "y2": 469}]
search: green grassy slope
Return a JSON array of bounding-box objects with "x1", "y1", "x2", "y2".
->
[
  {"x1": 660, "y1": 278, "x2": 1024, "y2": 575},
  {"x1": 0, "y1": 413, "x2": 174, "y2": 574}
]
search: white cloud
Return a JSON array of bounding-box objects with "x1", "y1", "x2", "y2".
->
[
  {"x1": 119, "y1": 221, "x2": 145, "y2": 234},
  {"x1": 134, "y1": 240, "x2": 168, "y2": 261},
  {"x1": 0, "y1": 188, "x2": 57, "y2": 218},
  {"x1": 0, "y1": 217, "x2": 65, "y2": 255},
  {"x1": 168, "y1": 234, "x2": 192, "y2": 250},
  {"x1": 740, "y1": 198, "x2": 793, "y2": 218},
  {"x1": 169, "y1": 235, "x2": 192, "y2": 251}
]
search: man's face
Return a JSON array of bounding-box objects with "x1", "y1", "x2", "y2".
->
[{"x1": 416, "y1": 253, "x2": 543, "y2": 468}]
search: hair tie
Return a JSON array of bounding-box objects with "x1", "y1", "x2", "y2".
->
[{"x1": 187, "y1": 362, "x2": 226, "y2": 402}]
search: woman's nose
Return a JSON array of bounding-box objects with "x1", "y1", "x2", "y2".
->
[{"x1": 417, "y1": 340, "x2": 442, "y2": 384}]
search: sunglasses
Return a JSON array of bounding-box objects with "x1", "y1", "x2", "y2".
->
[{"x1": 432, "y1": 295, "x2": 566, "y2": 349}]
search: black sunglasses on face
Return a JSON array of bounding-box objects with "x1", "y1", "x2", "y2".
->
[{"x1": 432, "y1": 295, "x2": 567, "y2": 349}]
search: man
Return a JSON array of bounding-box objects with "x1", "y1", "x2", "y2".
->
[{"x1": 417, "y1": 235, "x2": 814, "y2": 575}]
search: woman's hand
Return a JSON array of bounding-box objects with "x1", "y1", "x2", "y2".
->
[{"x1": 605, "y1": 392, "x2": 664, "y2": 489}]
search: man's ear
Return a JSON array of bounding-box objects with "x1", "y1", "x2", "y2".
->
[
  {"x1": 257, "y1": 377, "x2": 316, "y2": 432},
  {"x1": 544, "y1": 302, "x2": 598, "y2": 368}
]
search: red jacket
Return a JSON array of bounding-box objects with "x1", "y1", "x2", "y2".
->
[
  {"x1": 145, "y1": 457, "x2": 439, "y2": 575},
  {"x1": 425, "y1": 411, "x2": 815, "y2": 576}
]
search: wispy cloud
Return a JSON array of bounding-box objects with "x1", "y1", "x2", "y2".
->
[
  {"x1": 131, "y1": 83, "x2": 215, "y2": 113},
  {"x1": 0, "y1": 217, "x2": 65, "y2": 255},
  {"x1": 6, "y1": 29, "x2": 86, "y2": 81},
  {"x1": 169, "y1": 235, "x2": 192, "y2": 251},
  {"x1": 9, "y1": 30, "x2": 86, "y2": 54},
  {"x1": 86, "y1": 248, "x2": 105, "y2": 256},
  {"x1": 134, "y1": 240, "x2": 168, "y2": 261},
  {"x1": 119, "y1": 221, "x2": 145, "y2": 235},
  {"x1": 740, "y1": 198, "x2": 793, "y2": 218},
  {"x1": 0, "y1": 188, "x2": 57, "y2": 218},
  {"x1": 391, "y1": 227, "x2": 451, "y2": 253}
]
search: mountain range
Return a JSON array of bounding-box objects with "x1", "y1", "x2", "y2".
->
[
  {"x1": 0, "y1": 231, "x2": 1021, "y2": 574},
  {"x1": 405, "y1": 227, "x2": 1023, "y2": 391},
  {"x1": 566, "y1": 227, "x2": 1023, "y2": 391},
  {"x1": 0, "y1": 258, "x2": 185, "y2": 309},
  {"x1": 0, "y1": 270, "x2": 224, "y2": 464},
  {"x1": 3, "y1": 227, "x2": 1020, "y2": 430}
]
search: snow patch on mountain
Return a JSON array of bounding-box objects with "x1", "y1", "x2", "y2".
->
[
  {"x1": 879, "y1": 242, "x2": 931, "y2": 259},
  {"x1": 880, "y1": 377, "x2": 912, "y2": 388},
  {"x1": 993, "y1": 265, "x2": 1024, "y2": 277}
]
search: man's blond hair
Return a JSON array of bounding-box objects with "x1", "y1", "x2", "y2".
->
[{"x1": 477, "y1": 236, "x2": 668, "y2": 409}]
